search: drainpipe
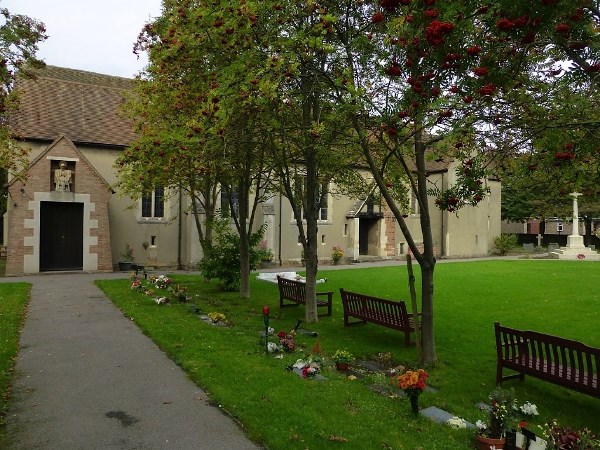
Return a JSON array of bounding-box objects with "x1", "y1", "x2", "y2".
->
[
  {"x1": 278, "y1": 192, "x2": 282, "y2": 266},
  {"x1": 441, "y1": 171, "x2": 446, "y2": 257},
  {"x1": 177, "y1": 183, "x2": 183, "y2": 270}
]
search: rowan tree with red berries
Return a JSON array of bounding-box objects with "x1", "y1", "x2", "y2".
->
[{"x1": 122, "y1": 0, "x2": 598, "y2": 365}]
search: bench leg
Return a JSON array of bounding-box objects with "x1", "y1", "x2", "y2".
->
[{"x1": 404, "y1": 331, "x2": 412, "y2": 347}]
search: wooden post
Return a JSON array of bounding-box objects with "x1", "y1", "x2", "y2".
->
[{"x1": 406, "y1": 254, "x2": 422, "y2": 362}]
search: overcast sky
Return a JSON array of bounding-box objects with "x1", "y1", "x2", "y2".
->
[{"x1": 3, "y1": 0, "x2": 163, "y2": 78}]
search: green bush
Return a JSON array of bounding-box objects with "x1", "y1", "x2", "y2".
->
[
  {"x1": 198, "y1": 219, "x2": 264, "y2": 291},
  {"x1": 492, "y1": 233, "x2": 518, "y2": 255}
]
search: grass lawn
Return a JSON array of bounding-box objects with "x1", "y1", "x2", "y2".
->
[
  {"x1": 95, "y1": 260, "x2": 600, "y2": 449},
  {"x1": 0, "y1": 283, "x2": 30, "y2": 441}
]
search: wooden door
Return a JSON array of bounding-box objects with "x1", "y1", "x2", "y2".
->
[{"x1": 39, "y1": 202, "x2": 83, "y2": 271}]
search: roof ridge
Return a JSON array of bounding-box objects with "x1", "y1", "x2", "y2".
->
[{"x1": 31, "y1": 65, "x2": 135, "y2": 90}]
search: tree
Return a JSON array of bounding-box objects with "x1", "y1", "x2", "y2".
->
[
  {"x1": 126, "y1": 0, "x2": 598, "y2": 366},
  {"x1": 0, "y1": 7, "x2": 46, "y2": 179}
]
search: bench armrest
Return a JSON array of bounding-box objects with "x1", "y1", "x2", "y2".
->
[{"x1": 316, "y1": 291, "x2": 334, "y2": 298}]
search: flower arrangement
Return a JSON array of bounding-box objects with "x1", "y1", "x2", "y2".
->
[
  {"x1": 277, "y1": 330, "x2": 296, "y2": 352},
  {"x1": 121, "y1": 242, "x2": 135, "y2": 262},
  {"x1": 394, "y1": 368, "x2": 428, "y2": 394},
  {"x1": 519, "y1": 401, "x2": 539, "y2": 416},
  {"x1": 331, "y1": 245, "x2": 345, "y2": 263},
  {"x1": 477, "y1": 387, "x2": 516, "y2": 439},
  {"x1": 332, "y1": 349, "x2": 353, "y2": 365},
  {"x1": 394, "y1": 368, "x2": 428, "y2": 415},
  {"x1": 131, "y1": 279, "x2": 143, "y2": 290},
  {"x1": 289, "y1": 355, "x2": 322, "y2": 379},
  {"x1": 208, "y1": 312, "x2": 226, "y2": 324},
  {"x1": 302, "y1": 365, "x2": 319, "y2": 379},
  {"x1": 170, "y1": 283, "x2": 188, "y2": 302},
  {"x1": 476, "y1": 387, "x2": 526, "y2": 440},
  {"x1": 257, "y1": 240, "x2": 274, "y2": 262},
  {"x1": 447, "y1": 416, "x2": 468, "y2": 429},
  {"x1": 151, "y1": 274, "x2": 172, "y2": 289},
  {"x1": 538, "y1": 420, "x2": 600, "y2": 450},
  {"x1": 155, "y1": 296, "x2": 169, "y2": 305}
]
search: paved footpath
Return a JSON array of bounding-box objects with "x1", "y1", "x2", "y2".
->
[{"x1": 0, "y1": 272, "x2": 261, "y2": 450}]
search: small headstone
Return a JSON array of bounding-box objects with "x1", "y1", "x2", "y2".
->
[
  {"x1": 548, "y1": 243, "x2": 559, "y2": 251},
  {"x1": 420, "y1": 406, "x2": 475, "y2": 429},
  {"x1": 523, "y1": 243, "x2": 534, "y2": 252}
]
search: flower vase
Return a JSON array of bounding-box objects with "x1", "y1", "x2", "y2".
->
[
  {"x1": 475, "y1": 434, "x2": 505, "y2": 450},
  {"x1": 409, "y1": 393, "x2": 419, "y2": 416},
  {"x1": 335, "y1": 362, "x2": 349, "y2": 371}
]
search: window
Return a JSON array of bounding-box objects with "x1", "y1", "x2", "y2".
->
[
  {"x1": 220, "y1": 188, "x2": 240, "y2": 218},
  {"x1": 293, "y1": 176, "x2": 329, "y2": 221},
  {"x1": 142, "y1": 187, "x2": 164, "y2": 218},
  {"x1": 409, "y1": 191, "x2": 419, "y2": 215},
  {"x1": 557, "y1": 222, "x2": 563, "y2": 233}
]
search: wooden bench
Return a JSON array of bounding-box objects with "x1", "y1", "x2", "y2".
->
[
  {"x1": 339, "y1": 289, "x2": 420, "y2": 346},
  {"x1": 495, "y1": 322, "x2": 600, "y2": 398},
  {"x1": 277, "y1": 276, "x2": 333, "y2": 317}
]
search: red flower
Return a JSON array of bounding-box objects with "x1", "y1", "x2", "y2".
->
[
  {"x1": 496, "y1": 18, "x2": 515, "y2": 31},
  {"x1": 372, "y1": 12, "x2": 385, "y2": 24},
  {"x1": 466, "y1": 45, "x2": 481, "y2": 56},
  {"x1": 473, "y1": 67, "x2": 489, "y2": 77}
]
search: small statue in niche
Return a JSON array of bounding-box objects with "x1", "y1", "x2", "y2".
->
[{"x1": 54, "y1": 161, "x2": 72, "y2": 192}]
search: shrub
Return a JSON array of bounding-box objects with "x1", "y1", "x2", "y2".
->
[
  {"x1": 492, "y1": 233, "x2": 518, "y2": 255},
  {"x1": 198, "y1": 219, "x2": 264, "y2": 291}
]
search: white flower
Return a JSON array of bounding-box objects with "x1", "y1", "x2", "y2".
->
[
  {"x1": 155, "y1": 296, "x2": 168, "y2": 305},
  {"x1": 267, "y1": 342, "x2": 280, "y2": 353},
  {"x1": 447, "y1": 416, "x2": 467, "y2": 429},
  {"x1": 520, "y1": 401, "x2": 539, "y2": 416},
  {"x1": 267, "y1": 327, "x2": 275, "y2": 335},
  {"x1": 476, "y1": 420, "x2": 487, "y2": 431}
]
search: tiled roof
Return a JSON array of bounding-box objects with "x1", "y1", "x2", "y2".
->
[{"x1": 11, "y1": 65, "x2": 137, "y2": 147}]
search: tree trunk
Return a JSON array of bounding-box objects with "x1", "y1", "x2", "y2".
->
[{"x1": 419, "y1": 261, "x2": 437, "y2": 366}]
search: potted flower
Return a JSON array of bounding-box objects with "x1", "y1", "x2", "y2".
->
[
  {"x1": 170, "y1": 283, "x2": 188, "y2": 303},
  {"x1": 119, "y1": 243, "x2": 135, "y2": 271},
  {"x1": 257, "y1": 240, "x2": 274, "y2": 267},
  {"x1": 475, "y1": 386, "x2": 518, "y2": 450},
  {"x1": 331, "y1": 245, "x2": 345, "y2": 265},
  {"x1": 394, "y1": 368, "x2": 428, "y2": 416},
  {"x1": 332, "y1": 349, "x2": 353, "y2": 371}
]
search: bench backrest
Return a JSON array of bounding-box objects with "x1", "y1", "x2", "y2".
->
[
  {"x1": 340, "y1": 289, "x2": 409, "y2": 327},
  {"x1": 495, "y1": 322, "x2": 599, "y2": 392},
  {"x1": 277, "y1": 276, "x2": 306, "y2": 300}
]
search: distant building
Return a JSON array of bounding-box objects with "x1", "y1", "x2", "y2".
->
[{"x1": 4, "y1": 66, "x2": 502, "y2": 275}]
